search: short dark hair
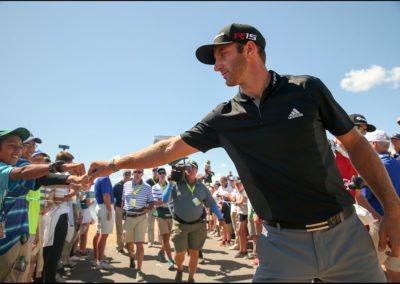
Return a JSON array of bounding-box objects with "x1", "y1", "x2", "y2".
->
[
  {"x1": 236, "y1": 42, "x2": 266, "y2": 64},
  {"x1": 56, "y1": 151, "x2": 74, "y2": 163}
]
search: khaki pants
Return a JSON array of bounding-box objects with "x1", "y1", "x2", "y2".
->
[
  {"x1": 0, "y1": 237, "x2": 33, "y2": 282},
  {"x1": 114, "y1": 206, "x2": 125, "y2": 250}
]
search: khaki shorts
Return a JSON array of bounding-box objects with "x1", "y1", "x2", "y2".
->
[
  {"x1": 124, "y1": 214, "x2": 148, "y2": 243},
  {"x1": 171, "y1": 220, "x2": 207, "y2": 252},
  {"x1": 96, "y1": 204, "x2": 115, "y2": 235},
  {"x1": 156, "y1": 217, "x2": 173, "y2": 235},
  {"x1": 0, "y1": 236, "x2": 32, "y2": 282}
]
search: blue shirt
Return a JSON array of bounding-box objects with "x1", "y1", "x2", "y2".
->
[
  {"x1": 94, "y1": 177, "x2": 114, "y2": 205},
  {"x1": 362, "y1": 152, "x2": 400, "y2": 216},
  {"x1": 0, "y1": 159, "x2": 36, "y2": 255}
]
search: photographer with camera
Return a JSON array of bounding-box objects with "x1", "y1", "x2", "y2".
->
[{"x1": 162, "y1": 160, "x2": 224, "y2": 283}]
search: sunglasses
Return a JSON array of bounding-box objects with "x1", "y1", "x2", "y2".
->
[
  {"x1": 124, "y1": 173, "x2": 131, "y2": 176},
  {"x1": 158, "y1": 172, "x2": 166, "y2": 175},
  {"x1": 133, "y1": 170, "x2": 143, "y2": 174}
]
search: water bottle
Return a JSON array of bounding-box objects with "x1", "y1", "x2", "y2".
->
[{"x1": 14, "y1": 255, "x2": 27, "y2": 272}]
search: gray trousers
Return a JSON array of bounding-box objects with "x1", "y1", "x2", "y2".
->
[{"x1": 253, "y1": 213, "x2": 387, "y2": 282}]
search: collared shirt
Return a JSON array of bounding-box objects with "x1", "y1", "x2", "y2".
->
[
  {"x1": 363, "y1": 152, "x2": 400, "y2": 216},
  {"x1": 169, "y1": 180, "x2": 216, "y2": 223},
  {"x1": 181, "y1": 70, "x2": 355, "y2": 224},
  {"x1": 112, "y1": 180, "x2": 124, "y2": 208},
  {"x1": 94, "y1": 177, "x2": 114, "y2": 205},
  {"x1": 0, "y1": 160, "x2": 33, "y2": 255},
  {"x1": 123, "y1": 180, "x2": 153, "y2": 212}
]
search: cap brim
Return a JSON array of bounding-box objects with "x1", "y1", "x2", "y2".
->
[
  {"x1": 7, "y1": 127, "x2": 30, "y2": 142},
  {"x1": 366, "y1": 124, "x2": 376, "y2": 132},
  {"x1": 23, "y1": 137, "x2": 42, "y2": 144},
  {"x1": 196, "y1": 42, "x2": 233, "y2": 65}
]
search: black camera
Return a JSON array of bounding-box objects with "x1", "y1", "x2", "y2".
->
[
  {"x1": 347, "y1": 176, "x2": 366, "y2": 190},
  {"x1": 170, "y1": 163, "x2": 190, "y2": 182}
]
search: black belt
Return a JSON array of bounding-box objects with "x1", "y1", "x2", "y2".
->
[
  {"x1": 126, "y1": 213, "x2": 145, "y2": 218},
  {"x1": 263, "y1": 206, "x2": 355, "y2": 232},
  {"x1": 174, "y1": 215, "x2": 204, "y2": 225}
]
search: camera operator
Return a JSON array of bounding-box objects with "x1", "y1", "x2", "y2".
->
[{"x1": 162, "y1": 160, "x2": 224, "y2": 283}]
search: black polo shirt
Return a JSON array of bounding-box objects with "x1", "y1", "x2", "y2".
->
[
  {"x1": 181, "y1": 70, "x2": 355, "y2": 224},
  {"x1": 112, "y1": 180, "x2": 124, "y2": 208}
]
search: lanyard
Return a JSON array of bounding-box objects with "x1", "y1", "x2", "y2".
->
[
  {"x1": 184, "y1": 181, "x2": 196, "y2": 195},
  {"x1": 160, "y1": 183, "x2": 167, "y2": 191},
  {"x1": 131, "y1": 181, "x2": 143, "y2": 195}
]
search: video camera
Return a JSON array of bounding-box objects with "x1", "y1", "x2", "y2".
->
[
  {"x1": 170, "y1": 162, "x2": 191, "y2": 182},
  {"x1": 347, "y1": 176, "x2": 366, "y2": 190}
]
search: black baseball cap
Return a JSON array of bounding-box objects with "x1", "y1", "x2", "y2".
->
[
  {"x1": 391, "y1": 133, "x2": 400, "y2": 140},
  {"x1": 196, "y1": 23, "x2": 266, "y2": 65},
  {"x1": 349, "y1": 114, "x2": 376, "y2": 132}
]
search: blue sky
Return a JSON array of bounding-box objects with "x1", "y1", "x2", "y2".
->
[{"x1": 1, "y1": 1, "x2": 399, "y2": 184}]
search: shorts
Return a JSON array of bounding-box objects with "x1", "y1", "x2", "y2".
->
[
  {"x1": 82, "y1": 208, "x2": 93, "y2": 224},
  {"x1": 238, "y1": 214, "x2": 248, "y2": 222},
  {"x1": 96, "y1": 204, "x2": 114, "y2": 235},
  {"x1": 124, "y1": 214, "x2": 148, "y2": 243},
  {"x1": 156, "y1": 217, "x2": 173, "y2": 235},
  {"x1": 171, "y1": 220, "x2": 207, "y2": 252}
]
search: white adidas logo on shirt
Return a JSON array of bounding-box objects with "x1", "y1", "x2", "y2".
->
[{"x1": 288, "y1": 108, "x2": 304, "y2": 120}]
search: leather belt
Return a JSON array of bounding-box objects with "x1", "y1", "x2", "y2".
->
[
  {"x1": 263, "y1": 206, "x2": 355, "y2": 232},
  {"x1": 126, "y1": 213, "x2": 145, "y2": 218},
  {"x1": 174, "y1": 215, "x2": 204, "y2": 225}
]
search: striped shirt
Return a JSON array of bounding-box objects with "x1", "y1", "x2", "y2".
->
[
  {"x1": 0, "y1": 159, "x2": 36, "y2": 255},
  {"x1": 152, "y1": 182, "x2": 168, "y2": 208},
  {"x1": 123, "y1": 180, "x2": 153, "y2": 214},
  {"x1": 152, "y1": 182, "x2": 172, "y2": 218}
]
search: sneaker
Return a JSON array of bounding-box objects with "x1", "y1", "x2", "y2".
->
[
  {"x1": 64, "y1": 260, "x2": 77, "y2": 268},
  {"x1": 136, "y1": 270, "x2": 144, "y2": 282},
  {"x1": 158, "y1": 251, "x2": 167, "y2": 263},
  {"x1": 246, "y1": 253, "x2": 256, "y2": 260},
  {"x1": 187, "y1": 278, "x2": 195, "y2": 283},
  {"x1": 168, "y1": 259, "x2": 176, "y2": 271},
  {"x1": 234, "y1": 251, "x2": 248, "y2": 258},
  {"x1": 147, "y1": 242, "x2": 154, "y2": 248},
  {"x1": 229, "y1": 244, "x2": 240, "y2": 250},
  {"x1": 90, "y1": 259, "x2": 98, "y2": 267},
  {"x1": 55, "y1": 273, "x2": 65, "y2": 283},
  {"x1": 69, "y1": 255, "x2": 80, "y2": 261},
  {"x1": 97, "y1": 260, "x2": 115, "y2": 271},
  {"x1": 175, "y1": 270, "x2": 183, "y2": 283},
  {"x1": 117, "y1": 248, "x2": 127, "y2": 254},
  {"x1": 130, "y1": 257, "x2": 136, "y2": 269},
  {"x1": 198, "y1": 258, "x2": 206, "y2": 264}
]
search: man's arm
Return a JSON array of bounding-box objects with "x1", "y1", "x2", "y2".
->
[
  {"x1": 337, "y1": 128, "x2": 400, "y2": 254},
  {"x1": 88, "y1": 135, "x2": 199, "y2": 178},
  {"x1": 10, "y1": 163, "x2": 86, "y2": 181},
  {"x1": 103, "y1": 193, "x2": 112, "y2": 221}
]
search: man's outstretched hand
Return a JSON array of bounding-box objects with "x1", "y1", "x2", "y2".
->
[{"x1": 88, "y1": 160, "x2": 113, "y2": 181}]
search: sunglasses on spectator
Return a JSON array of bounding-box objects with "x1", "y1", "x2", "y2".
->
[
  {"x1": 133, "y1": 170, "x2": 143, "y2": 174},
  {"x1": 124, "y1": 172, "x2": 131, "y2": 176},
  {"x1": 158, "y1": 172, "x2": 166, "y2": 175}
]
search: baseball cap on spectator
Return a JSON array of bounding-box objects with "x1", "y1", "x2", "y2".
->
[
  {"x1": 186, "y1": 160, "x2": 198, "y2": 169},
  {"x1": 228, "y1": 175, "x2": 237, "y2": 181},
  {"x1": 365, "y1": 130, "x2": 390, "y2": 142},
  {"x1": 0, "y1": 127, "x2": 30, "y2": 141},
  {"x1": 23, "y1": 132, "x2": 42, "y2": 144},
  {"x1": 32, "y1": 149, "x2": 49, "y2": 158},
  {"x1": 157, "y1": 167, "x2": 166, "y2": 174},
  {"x1": 152, "y1": 167, "x2": 158, "y2": 172},
  {"x1": 349, "y1": 114, "x2": 376, "y2": 132},
  {"x1": 196, "y1": 23, "x2": 266, "y2": 65},
  {"x1": 391, "y1": 133, "x2": 400, "y2": 140}
]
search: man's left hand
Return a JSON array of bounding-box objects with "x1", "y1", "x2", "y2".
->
[{"x1": 379, "y1": 205, "x2": 400, "y2": 256}]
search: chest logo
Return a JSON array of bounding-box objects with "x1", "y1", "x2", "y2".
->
[{"x1": 288, "y1": 108, "x2": 304, "y2": 120}]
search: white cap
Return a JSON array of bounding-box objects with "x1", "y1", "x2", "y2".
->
[{"x1": 365, "y1": 130, "x2": 390, "y2": 142}]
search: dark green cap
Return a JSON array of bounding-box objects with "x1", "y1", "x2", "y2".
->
[
  {"x1": 196, "y1": 23, "x2": 266, "y2": 65},
  {"x1": 0, "y1": 127, "x2": 30, "y2": 141}
]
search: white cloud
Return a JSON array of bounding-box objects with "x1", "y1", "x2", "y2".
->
[
  {"x1": 219, "y1": 163, "x2": 227, "y2": 168},
  {"x1": 340, "y1": 65, "x2": 400, "y2": 92}
]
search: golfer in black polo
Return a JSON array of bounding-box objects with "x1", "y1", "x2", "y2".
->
[{"x1": 89, "y1": 23, "x2": 400, "y2": 282}]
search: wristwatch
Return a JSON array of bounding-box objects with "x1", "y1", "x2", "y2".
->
[
  {"x1": 48, "y1": 160, "x2": 66, "y2": 173},
  {"x1": 108, "y1": 158, "x2": 119, "y2": 172}
]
